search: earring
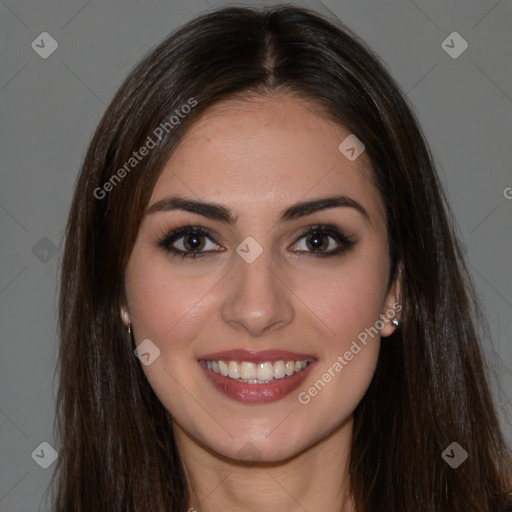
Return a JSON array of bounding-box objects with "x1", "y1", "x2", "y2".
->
[
  {"x1": 120, "y1": 308, "x2": 131, "y2": 335},
  {"x1": 392, "y1": 317, "x2": 400, "y2": 327}
]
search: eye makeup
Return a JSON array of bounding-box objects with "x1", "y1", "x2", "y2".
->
[{"x1": 156, "y1": 223, "x2": 356, "y2": 260}]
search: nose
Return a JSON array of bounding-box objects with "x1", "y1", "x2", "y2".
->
[{"x1": 220, "y1": 249, "x2": 295, "y2": 337}]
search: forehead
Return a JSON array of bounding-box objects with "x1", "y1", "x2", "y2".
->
[{"x1": 149, "y1": 93, "x2": 385, "y2": 226}]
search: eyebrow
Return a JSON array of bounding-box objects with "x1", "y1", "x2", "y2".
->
[{"x1": 146, "y1": 195, "x2": 370, "y2": 224}]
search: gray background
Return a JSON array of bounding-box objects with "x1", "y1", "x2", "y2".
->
[{"x1": 1, "y1": 0, "x2": 510, "y2": 510}]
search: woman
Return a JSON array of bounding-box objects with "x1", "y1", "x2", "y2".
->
[{"x1": 52, "y1": 4, "x2": 512, "y2": 511}]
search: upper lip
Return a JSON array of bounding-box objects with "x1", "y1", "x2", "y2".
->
[{"x1": 198, "y1": 349, "x2": 316, "y2": 363}]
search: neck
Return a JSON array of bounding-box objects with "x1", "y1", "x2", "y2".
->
[{"x1": 174, "y1": 415, "x2": 356, "y2": 512}]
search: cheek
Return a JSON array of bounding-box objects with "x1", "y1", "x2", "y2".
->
[
  {"x1": 125, "y1": 253, "x2": 218, "y2": 346},
  {"x1": 292, "y1": 307, "x2": 382, "y2": 446},
  {"x1": 298, "y1": 250, "x2": 389, "y2": 350},
  {"x1": 291, "y1": 251, "x2": 387, "y2": 418},
  {"x1": 124, "y1": 257, "x2": 224, "y2": 437},
  {"x1": 124, "y1": 253, "x2": 225, "y2": 414}
]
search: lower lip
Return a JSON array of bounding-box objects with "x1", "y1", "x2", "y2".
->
[{"x1": 199, "y1": 360, "x2": 316, "y2": 403}]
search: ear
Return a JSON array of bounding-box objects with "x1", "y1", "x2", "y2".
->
[
  {"x1": 120, "y1": 307, "x2": 131, "y2": 327},
  {"x1": 380, "y1": 265, "x2": 402, "y2": 338}
]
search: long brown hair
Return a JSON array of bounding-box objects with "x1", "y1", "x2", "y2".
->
[{"x1": 52, "y1": 5, "x2": 512, "y2": 511}]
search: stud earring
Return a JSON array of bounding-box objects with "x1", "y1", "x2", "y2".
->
[{"x1": 392, "y1": 317, "x2": 400, "y2": 327}]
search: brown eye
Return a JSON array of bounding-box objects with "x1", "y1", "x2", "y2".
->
[
  {"x1": 305, "y1": 232, "x2": 331, "y2": 252},
  {"x1": 182, "y1": 233, "x2": 206, "y2": 251},
  {"x1": 158, "y1": 226, "x2": 223, "y2": 259},
  {"x1": 290, "y1": 225, "x2": 355, "y2": 258}
]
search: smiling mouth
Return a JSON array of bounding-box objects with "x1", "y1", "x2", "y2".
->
[
  {"x1": 203, "y1": 358, "x2": 313, "y2": 383},
  {"x1": 198, "y1": 352, "x2": 316, "y2": 403}
]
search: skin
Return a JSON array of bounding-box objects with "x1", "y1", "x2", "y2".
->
[{"x1": 123, "y1": 93, "x2": 401, "y2": 511}]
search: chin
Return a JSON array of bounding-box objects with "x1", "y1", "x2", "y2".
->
[{"x1": 201, "y1": 427, "x2": 313, "y2": 465}]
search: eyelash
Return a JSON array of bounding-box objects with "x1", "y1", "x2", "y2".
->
[{"x1": 157, "y1": 224, "x2": 355, "y2": 260}]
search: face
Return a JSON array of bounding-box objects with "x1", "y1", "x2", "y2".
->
[{"x1": 124, "y1": 93, "x2": 400, "y2": 463}]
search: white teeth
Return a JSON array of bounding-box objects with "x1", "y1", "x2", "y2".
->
[
  {"x1": 228, "y1": 361, "x2": 240, "y2": 379},
  {"x1": 240, "y1": 362, "x2": 256, "y2": 380},
  {"x1": 204, "y1": 358, "x2": 312, "y2": 382},
  {"x1": 218, "y1": 360, "x2": 229, "y2": 376},
  {"x1": 273, "y1": 360, "x2": 286, "y2": 379},
  {"x1": 257, "y1": 362, "x2": 274, "y2": 381}
]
